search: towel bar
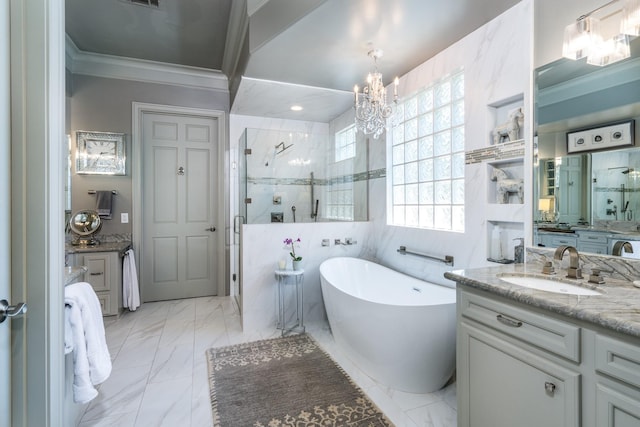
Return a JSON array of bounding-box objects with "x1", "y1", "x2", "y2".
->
[{"x1": 397, "y1": 246, "x2": 454, "y2": 266}]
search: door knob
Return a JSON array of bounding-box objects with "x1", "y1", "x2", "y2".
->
[
  {"x1": 205, "y1": 227, "x2": 216, "y2": 232},
  {"x1": 0, "y1": 299, "x2": 27, "y2": 324}
]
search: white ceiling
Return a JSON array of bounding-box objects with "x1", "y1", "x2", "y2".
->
[{"x1": 65, "y1": 0, "x2": 522, "y2": 123}]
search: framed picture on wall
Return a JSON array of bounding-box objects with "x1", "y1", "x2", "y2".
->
[{"x1": 75, "y1": 131, "x2": 126, "y2": 175}]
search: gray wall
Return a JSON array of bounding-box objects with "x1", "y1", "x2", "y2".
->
[{"x1": 69, "y1": 74, "x2": 229, "y2": 237}]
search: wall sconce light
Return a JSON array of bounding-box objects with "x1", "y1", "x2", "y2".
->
[
  {"x1": 562, "y1": 0, "x2": 639, "y2": 66},
  {"x1": 563, "y1": 16, "x2": 603, "y2": 60},
  {"x1": 621, "y1": 0, "x2": 640, "y2": 35}
]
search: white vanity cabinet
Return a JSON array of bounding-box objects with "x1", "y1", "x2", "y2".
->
[
  {"x1": 458, "y1": 289, "x2": 580, "y2": 427},
  {"x1": 457, "y1": 287, "x2": 640, "y2": 427},
  {"x1": 594, "y1": 334, "x2": 640, "y2": 426},
  {"x1": 68, "y1": 250, "x2": 123, "y2": 316}
]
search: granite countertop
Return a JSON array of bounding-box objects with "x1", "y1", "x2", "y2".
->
[
  {"x1": 445, "y1": 263, "x2": 640, "y2": 339},
  {"x1": 536, "y1": 225, "x2": 640, "y2": 240},
  {"x1": 65, "y1": 241, "x2": 132, "y2": 255}
]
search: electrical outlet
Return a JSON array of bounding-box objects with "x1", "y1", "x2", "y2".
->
[{"x1": 121, "y1": 213, "x2": 129, "y2": 223}]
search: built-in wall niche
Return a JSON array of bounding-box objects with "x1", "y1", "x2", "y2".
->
[
  {"x1": 487, "y1": 220, "x2": 525, "y2": 263},
  {"x1": 488, "y1": 94, "x2": 525, "y2": 146}
]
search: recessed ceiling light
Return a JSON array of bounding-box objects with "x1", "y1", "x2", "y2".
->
[{"x1": 290, "y1": 105, "x2": 303, "y2": 111}]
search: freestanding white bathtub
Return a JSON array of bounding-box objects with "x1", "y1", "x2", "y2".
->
[{"x1": 319, "y1": 257, "x2": 456, "y2": 393}]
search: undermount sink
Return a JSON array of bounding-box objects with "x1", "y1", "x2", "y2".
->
[{"x1": 498, "y1": 274, "x2": 602, "y2": 296}]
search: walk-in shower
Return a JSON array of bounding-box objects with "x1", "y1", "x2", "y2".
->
[{"x1": 237, "y1": 128, "x2": 369, "y2": 224}]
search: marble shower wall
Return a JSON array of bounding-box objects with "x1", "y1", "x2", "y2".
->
[
  {"x1": 243, "y1": 128, "x2": 327, "y2": 224},
  {"x1": 592, "y1": 149, "x2": 640, "y2": 222}
]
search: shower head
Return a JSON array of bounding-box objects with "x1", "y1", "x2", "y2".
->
[{"x1": 275, "y1": 141, "x2": 294, "y2": 155}]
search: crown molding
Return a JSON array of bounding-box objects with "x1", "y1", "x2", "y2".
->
[
  {"x1": 65, "y1": 35, "x2": 229, "y2": 92},
  {"x1": 221, "y1": 0, "x2": 249, "y2": 80}
]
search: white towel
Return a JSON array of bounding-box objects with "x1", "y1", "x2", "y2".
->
[
  {"x1": 64, "y1": 282, "x2": 112, "y2": 404},
  {"x1": 123, "y1": 249, "x2": 141, "y2": 311}
]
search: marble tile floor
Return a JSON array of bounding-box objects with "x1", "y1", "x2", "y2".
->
[{"x1": 78, "y1": 296, "x2": 456, "y2": 427}]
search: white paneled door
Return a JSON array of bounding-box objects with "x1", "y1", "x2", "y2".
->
[{"x1": 142, "y1": 112, "x2": 219, "y2": 301}]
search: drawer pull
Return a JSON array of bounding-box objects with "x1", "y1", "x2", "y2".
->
[
  {"x1": 90, "y1": 272, "x2": 104, "y2": 276},
  {"x1": 496, "y1": 314, "x2": 523, "y2": 328},
  {"x1": 545, "y1": 381, "x2": 556, "y2": 395}
]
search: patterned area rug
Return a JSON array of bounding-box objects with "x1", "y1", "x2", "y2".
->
[{"x1": 205, "y1": 334, "x2": 393, "y2": 426}]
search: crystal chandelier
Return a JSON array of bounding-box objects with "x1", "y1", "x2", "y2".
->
[{"x1": 353, "y1": 49, "x2": 398, "y2": 139}]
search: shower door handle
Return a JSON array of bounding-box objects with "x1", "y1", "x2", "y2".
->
[{"x1": 233, "y1": 215, "x2": 245, "y2": 234}]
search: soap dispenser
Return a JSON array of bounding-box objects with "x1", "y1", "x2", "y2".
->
[{"x1": 513, "y1": 238, "x2": 524, "y2": 263}]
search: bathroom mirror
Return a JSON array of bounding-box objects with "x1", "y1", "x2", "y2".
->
[
  {"x1": 533, "y1": 37, "x2": 640, "y2": 253},
  {"x1": 69, "y1": 209, "x2": 102, "y2": 245}
]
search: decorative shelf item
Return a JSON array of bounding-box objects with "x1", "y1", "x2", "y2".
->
[
  {"x1": 490, "y1": 166, "x2": 524, "y2": 204},
  {"x1": 492, "y1": 106, "x2": 524, "y2": 145}
]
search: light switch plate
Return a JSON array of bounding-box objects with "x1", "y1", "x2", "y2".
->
[{"x1": 121, "y1": 213, "x2": 129, "y2": 223}]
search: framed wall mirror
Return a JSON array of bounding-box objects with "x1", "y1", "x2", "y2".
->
[{"x1": 533, "y1": 37, "x2": 640, "y2": 255}]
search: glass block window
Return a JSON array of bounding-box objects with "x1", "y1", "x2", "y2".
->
[
  {"x1": 326, "y1": 182, "x2": 354, "y2": 221},
  {"x1": 335, "y1": 124, "x2": 356, "y2": 162},
  {"x1": 327, "y1": 124, "x2": 356, "y2": 221},
  {"x1": 389, "y1": 70, "x2": 465, "y2": 232}
]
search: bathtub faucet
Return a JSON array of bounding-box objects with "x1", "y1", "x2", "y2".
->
[{"x1": 334, "y1": 238, "x2": 357, "y2": 246}]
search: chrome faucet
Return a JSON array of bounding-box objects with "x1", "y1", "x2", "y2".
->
[
  {"x1": 554, "y1": 245, "x2": 583, "y2": 279},
  {"x1": 612, "y1": 241, "x2": 634, "y2": 256}
]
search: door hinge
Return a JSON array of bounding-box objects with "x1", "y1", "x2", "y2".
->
[
  {"x1": 244, "y1": 149, "x2": 252, "y2": 155},
  {"x1": 245, "y1": 198, "x2": 252, "y2": 204},
  {"x1": 232, "y1": 273, "x2": 237, "y2": 282}
]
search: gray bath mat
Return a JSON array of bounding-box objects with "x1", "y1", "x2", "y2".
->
[{"x1": 205, "y1": 333, "x2": 393, "y2": 426}]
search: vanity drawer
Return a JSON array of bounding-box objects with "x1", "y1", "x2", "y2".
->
[
  {"x1": 96, "y1": 292, "x2": 111, "y2": 316},
  {"x1": 578, "y1": 232, "x2": 609, "y2": 244},
  {"x1": 460, "y1": 290, "x2": 581, "y2": 362},
  {"x1": 549, "y1": 235, "x2": 578, "y2": 247},
  {"x1": 595, "y1": 334, "x2": 640, "y2": 389},
  {"x1": 82, "y1": 253, "x2": 112, "y2": 292}
]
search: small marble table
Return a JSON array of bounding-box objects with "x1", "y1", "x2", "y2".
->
[{"x1": 274, "y1": 269, "x2": 305, "y2": 336}]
